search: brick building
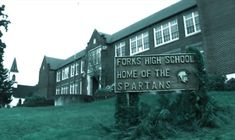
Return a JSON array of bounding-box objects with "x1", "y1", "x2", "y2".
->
[{"x1": 14, "y1": 0, "x2": 234, "y2": 105}]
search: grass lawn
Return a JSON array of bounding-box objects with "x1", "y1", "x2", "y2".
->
[{"x1": 0, "y1": 91, "x2": 235, "y2": 140}]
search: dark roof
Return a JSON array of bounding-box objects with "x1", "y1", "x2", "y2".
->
[
  {"x1": 98, "y1": 31, "x2": 112, "y2": 42},
  {"x1": 107, "y1": 0, "x2": 196, "y2": 43},
  {"x1": 44, "y1": 56, "x2": 64, "y2": 70},
  {"x1": 12, "y1": 85, "x2": 36, "y2": 98},
  {"x1": 57, "y1": 49, "x2": 86, "y2": 69},
  {"x1": 10, "y1": 58, "x2": 19, "y2": 73}
]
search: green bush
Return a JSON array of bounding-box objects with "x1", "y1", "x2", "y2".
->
[
  {"x1": 23, "y1": 96, "x2": 54, "y2": 107},
  {"x1": 94, "y1": 88, "x2": 115, "y2": 100},
  {"x1": 79, "y1": 95, "x2": 94, "y2": 102},
  {"x1": 225, "y1": 78, "x2": 235, "y2": 91},
  {"x1": 208, "y1": 74, "x2": 227, "y2": 91},
  {"x1": 110, "y1": 48, "x2": 231, "y2": 139}
]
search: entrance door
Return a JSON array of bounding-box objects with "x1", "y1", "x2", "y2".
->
[{"x1": 92, "y1": 76, "x2": 99, "y2": 95}]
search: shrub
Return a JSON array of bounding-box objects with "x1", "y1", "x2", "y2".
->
[
  {"x1": 94, "y1": 88, "x2": 115, "y2": 100},
  {"x1": 23, "y1": 96, "x2": 54, "y2": 107},
  {"x1": 79, "y1": 95, "x2": 94, "y2": 102},
  {"x1": 225, "y1": 78, "x2": 235, "y2": 91},
  {"x1": 208, "y1": 74, "x2": 227, "y2": 91},
  {"x1": 110, "y1": 48, "x2": 231, "y2": 139},
  {"x1": 114, "y1": 93, "x2": 139, "y2": 130}
]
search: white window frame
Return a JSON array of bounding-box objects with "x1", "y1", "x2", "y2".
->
[
  {"x1": 74, "y1": 83, "x2": 78, "y2": 94},
  {"x1": 88, "y1": 46, "x2": 102, "y2": 72},
  {"x1": 80, "y1": 80, "x2": 82, "y2": 95},
  {"x1": 56, "y1": 87, "x2": 60, "y2": 95},
  {"x1": 70, "y1": 64, "x2": 75, "y2": 77},
  {"x1": 81, "y1": 61, "x2": 84, "y2": 74},
  {"x1": 93, "y1": 38, "x2": 96, "y2": 44},
  {"x1": 65, "y1": 86, "x2": 68, "y2": 94},
  {"x1": 154, "y1": 19, "x2": 179, "y2": 47},
  {"x1": 70, "y1": 83, "x2": 75, "y2": 94},
  {"x1": 115, "y1": 42, "x2": 126, "y2": 57},
  {"x1": 56, "y1": 71, "x2": 61, "y2": 82},
  {"x1": 62, "y1": 67, "x2": 69, "y2": 80},
  {"x1": 183, "y1": 11, "x2": 201, "y2": 37},
  {"x1": 130, "y1": 32, "x2": 149, "y2": 56},
  {"x1": 61, "y1": 86, "x2": 66, "y2": 95},
  {"x1": 75, "y1": 62, "x2": 79, "y2": 75}
]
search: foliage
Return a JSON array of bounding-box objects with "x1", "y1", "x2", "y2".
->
[
  {"x1": 79, "y1": 95, "x2": 94, "y2": 102},
  {"x1": 0, "y1": 92, "x2": 234, "y2": 139},
  {"x1": 0, "y1": 97, "x2": 115, "y2": 140},
  {"x1": 94, "y1": 86, "x2": 115, "y2": 100},
  {"x1": 112, "y1": 48, "x2": 231, "y2": 139},
  {"x1": 114, "y1": 93, "x2": 139, "y2": 130},
  {"x1": 0, "y1": 5, "x2": 12, "y2": 107},
  {"x1": 23, "y1": 96, "x2": 54, "y2": 107},
  {"x1": 225, "y1": 78, "x2": 235, "y2": 91},
  {"x1": 208, "y1": 74, "x2": 227, "y2": 91}
]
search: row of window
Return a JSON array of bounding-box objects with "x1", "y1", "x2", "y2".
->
[
  {"x1": 88, "y1": 46, "x2": 102, "y2": 73},
  {"x1": 56, "y1": 61, "x2": 85, "y2": 82},
  {"x1": 56, "y1": 82, "x2": 82, "y2": 95},
  {"x1": 115, "y1": 11, "x2": 201, "y2": 57}
]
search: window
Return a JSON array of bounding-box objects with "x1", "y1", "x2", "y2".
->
[
  {"x1": 62, "y1": 67, "x2": 69, "y2": 80},
  {"x1": 61, "y1": 85, "x2": 68, "y2": 95},
  {"x1": 88, "y1": 47, "x2": 101, "y2": 72},
  {"x1": 93, "y1": 38, "x2": 96, "y2": 44},
  {"x1": 56, "y1": 87, "x2": 60, "y2": 95},
  {"x1": 56, "y1": 71, "x2": 61, "y2": 82},
  {"x1": 154, "y1": 19, "x2": 179, "y2": 47},
  {"x1": 81, "y1": 60, "x2": 85, "y2": 74},
  {"x1": 89, "y1": 48, "x2": 101, "y2": 65},
  {"x1": 70, "y1": 83, "x2": 75, "y2": 94},
  {"x1": 74, "y1": 83, "x2": 78, "y2": 94},
  {"x1": 183, "y1": 11, "x2": 201, "y2": 36},
  {"x1": 115, "y1": 42, "x2": 126, "y2": 57},
  {"x1": 70, "y1": 64, "x2": 75, "y2": 77},
  {"x1": 75, "y1": 62, "x2": 79, "y2": 75},
  {"x1": 130, "y1": 32, "x2": 149, "y2": 55}
]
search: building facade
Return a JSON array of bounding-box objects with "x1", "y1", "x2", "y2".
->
[{"x1": 31, "y1": 0, "x2": 235, "y2": 105}]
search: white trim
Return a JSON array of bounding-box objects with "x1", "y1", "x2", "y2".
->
[
  {"x1": 153, "y1": 19, "x2": 179, "y2": 47},
  {"x1": 183, "y1": 11, "x2": 201, "y2": 37},
  {"x1": 75, "y1": 62, "x2": 79, "y2": 75},
  {"x1": 115, "y1": 42, "x2": 126, "y2": 57},
  {"x1": 62, "y1": 67, "x2": 69, "y2": 80},
  {"x1": 56, "y1": 71, "x2": 61, "y2": 82},
  {"x1": 87, "y1": 75, "x2": 92, "y2": 95},
  {"x1": 129, "y1": 32, "x2": 149, "y2": 56},
  {"x1": 70, "y1": 64, "x2": 75, "y2": 77},
  {"x1": 80, "y1": 80, "x2": 82, "y2": 95}
]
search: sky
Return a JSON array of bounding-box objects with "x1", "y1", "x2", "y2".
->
[{"x1": 1, "y1": 0, "x2": 179, "y2": 86}]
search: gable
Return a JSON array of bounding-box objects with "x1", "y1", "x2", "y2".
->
[{"x1": 87, "y1": 29, "x2": 110, "y2": 50}]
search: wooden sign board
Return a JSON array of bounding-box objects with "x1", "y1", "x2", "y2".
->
[{"x1": 114, "y1": 53, "x2": 199, "y2": 93}]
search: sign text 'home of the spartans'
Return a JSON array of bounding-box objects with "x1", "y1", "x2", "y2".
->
[{"x1": 114, "y1": 53, "x2": 199, "y2": 93}]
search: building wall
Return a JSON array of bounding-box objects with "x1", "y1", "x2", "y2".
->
[
  {"x1": 35, "y1": 60, "x2": 50, "y2": 98},
  {"x1": 39, "y1": 0, "x2": 235, "y2": 105},
  {"x1": 101, "y1": 44, "x2": 115, "y2": 88},
  {"x1": 112, "y1": 7, "x2": 202, "y2": 55},
  {"x1": 54, "y1": 56, "x2": 86, "y2": 105},
  {"x1": 47, "y1": 70, "x2": 56, "y2": 99},
  {"x1": 196, "y1": 0, "x2": 235, "y2": 75},
  {"x1": 85, "y1": 30, "x2": 109, "y2": 96}
]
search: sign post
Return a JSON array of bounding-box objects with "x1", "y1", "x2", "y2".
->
[{"x1": 114, "y1": 53, "x2": 199, "y2": 128}]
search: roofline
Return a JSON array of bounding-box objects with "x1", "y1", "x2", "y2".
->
[
  {"x1": 56, "y1": 49, "x2": 86, "y2": 69},
  {"x1": 108, "y1": 0, "x2": 197, "y2": 43}
]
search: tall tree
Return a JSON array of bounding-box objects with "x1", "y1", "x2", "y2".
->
[{"x1": 0, "y1": 5, "x2": 12, "y2": 107}]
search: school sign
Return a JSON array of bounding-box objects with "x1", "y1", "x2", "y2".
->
[{"x1": 114, "y1": 53, "x2": 199, "y2": 93}]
